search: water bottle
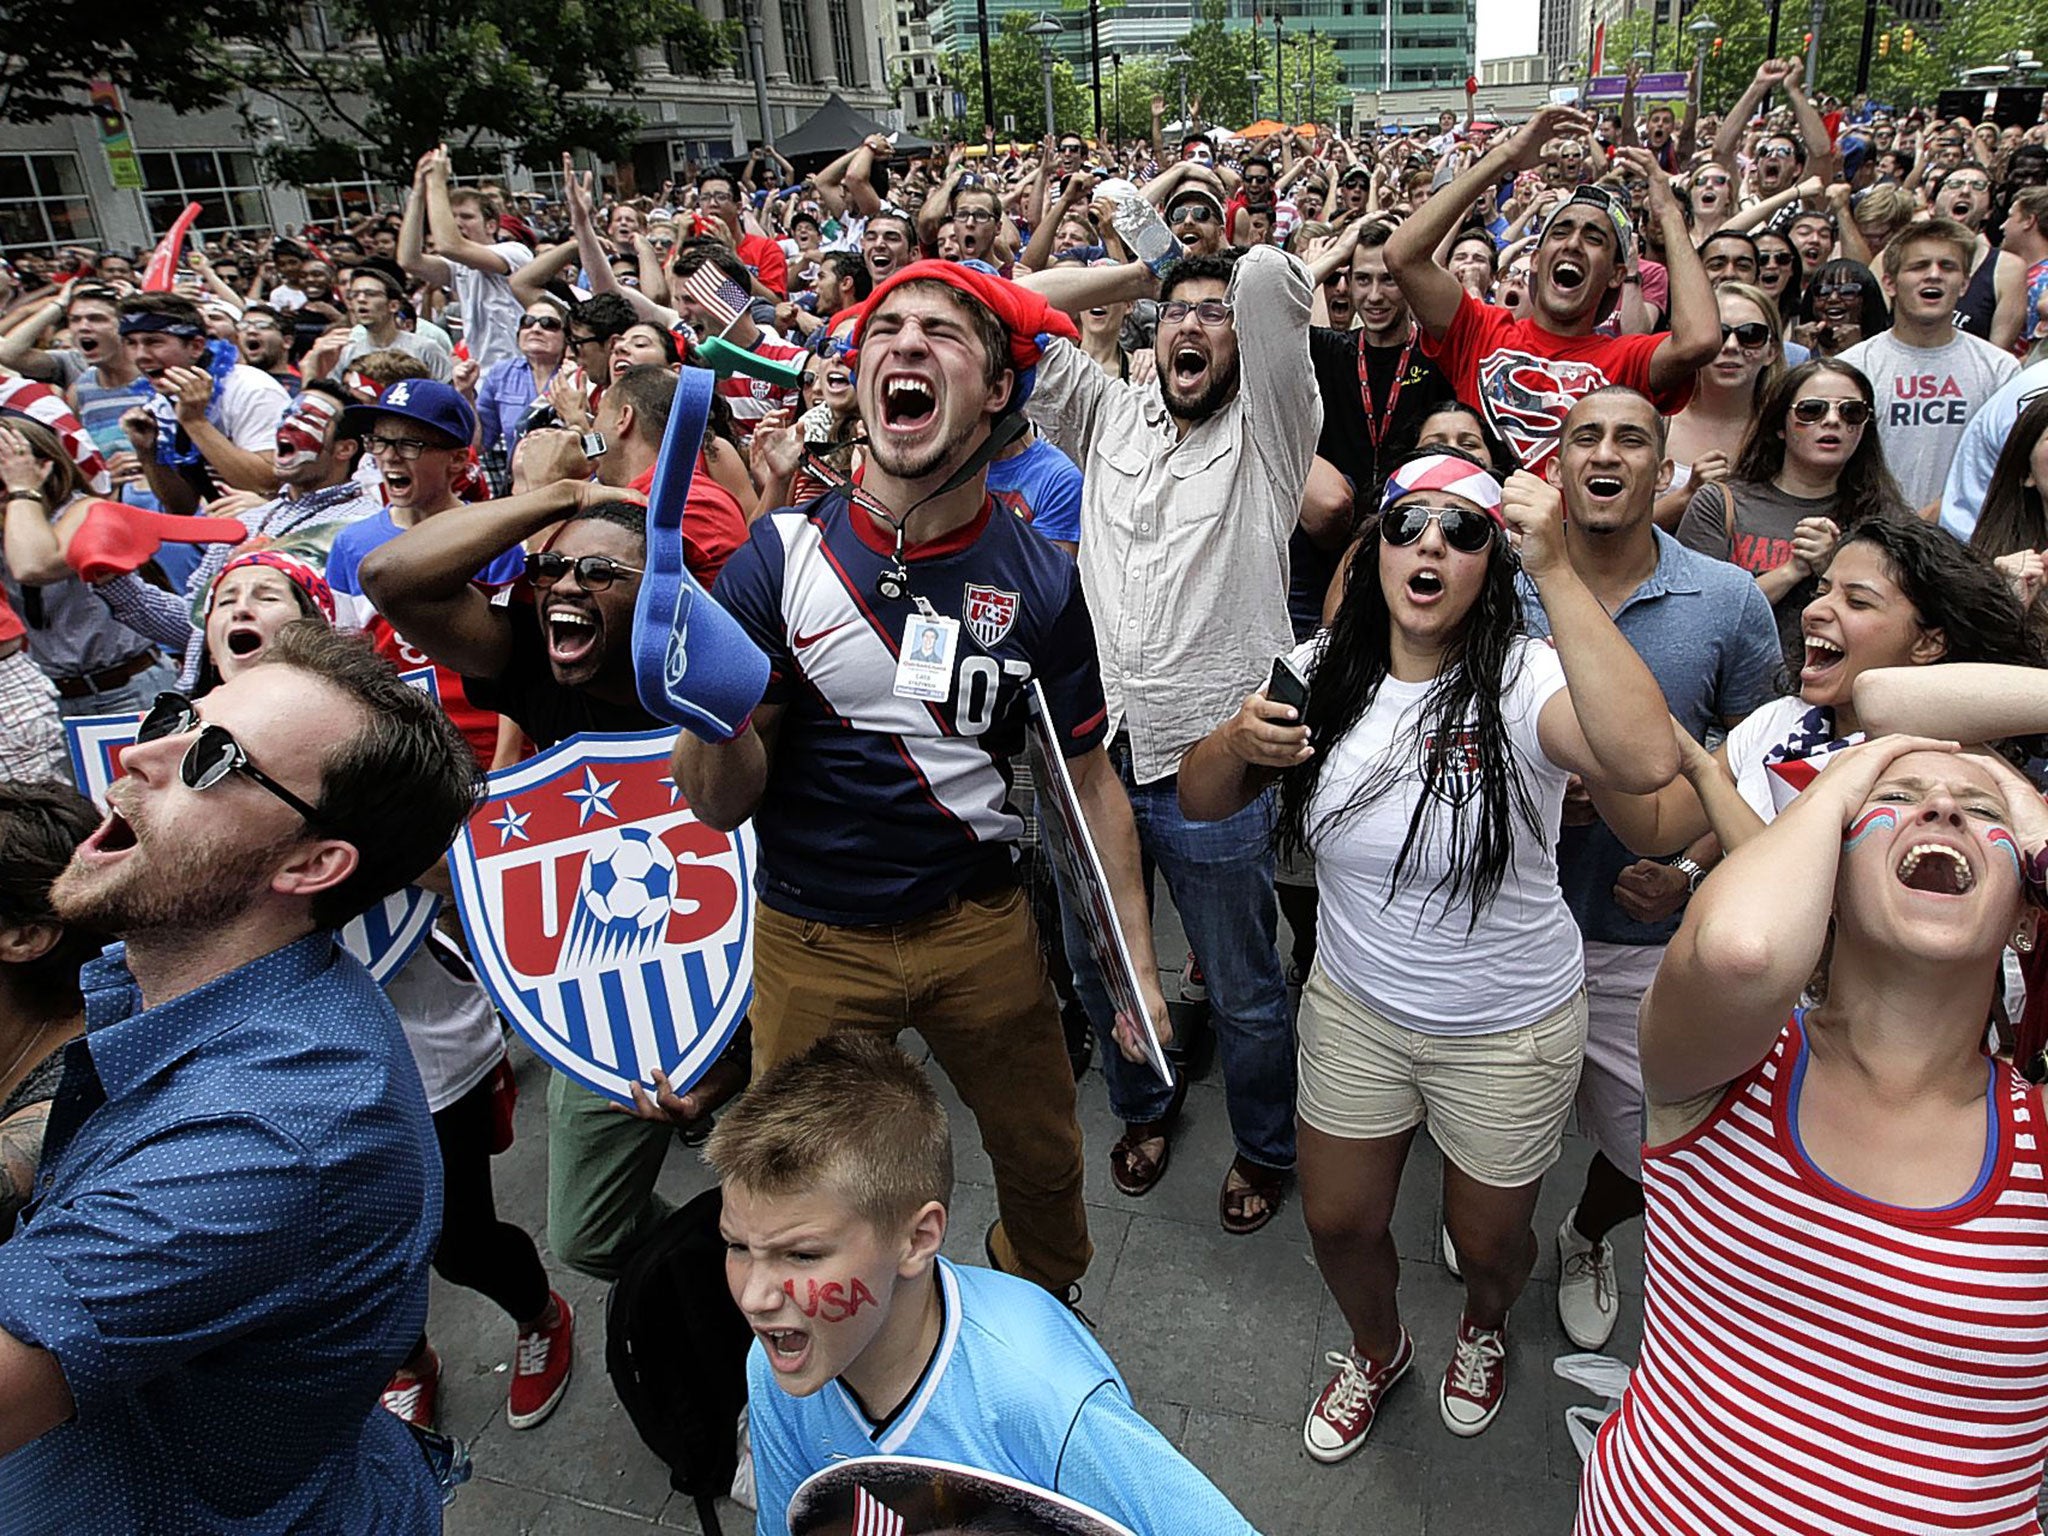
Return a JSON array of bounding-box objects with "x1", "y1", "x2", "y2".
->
[{"x1": 1110, "y1": 195, "x2": 1179, "y2": 276}]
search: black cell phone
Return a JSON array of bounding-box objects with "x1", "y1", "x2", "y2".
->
[{"x1": 1267, "y1": 654, "x2": 1310, "y2": 716}]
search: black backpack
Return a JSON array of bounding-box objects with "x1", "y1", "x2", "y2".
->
[{"x1": 605, "y1": 1186, "x2": 754, "y2": 1535}]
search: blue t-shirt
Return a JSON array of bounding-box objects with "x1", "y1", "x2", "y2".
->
[
  {"x1": 0, "y1": 933, "x2": 443, "y2": 1533},
  {"x1": 748, "y1": 1258, "x2": 1259, "y2": 1536},
  {"x1": 1517, "y1": 529, "x2": 1781, "y2": 946},
  {"x1": 988, "y1": 432, "x2": 1084, "y2": 548},
  {"x1": 712, "y1": 486, "x2": 1108, "y2": 925}
]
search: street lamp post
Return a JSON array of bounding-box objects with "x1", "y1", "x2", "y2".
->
[
  {"x1": 740, "y1": 0, "x2": 776, "y2": 150},
  {"x1": 1246, "y1": 67, "x2": 1264, "y2": 123},
  {"x1": 1112, "y1": 51, "x2": 1123, "y2": 141},
  {"x1": 1027, "y1": 13, "x2": 1063, "y2": 140},
  {"x1": 1166, "y1": 46, "x2": 1194, "y2": 129},
  {"x1": 1687, "y1": 14, "x2": 1718, "y2": 106}
]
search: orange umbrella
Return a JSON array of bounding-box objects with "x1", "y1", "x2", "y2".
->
[{"x1": 1235, "y1": 118, "x2": 1289, "y2": 138}]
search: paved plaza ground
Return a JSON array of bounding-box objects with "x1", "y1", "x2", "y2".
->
[{"x1": 434, "y1": 905, "x2": 1643, "y2": 1535}]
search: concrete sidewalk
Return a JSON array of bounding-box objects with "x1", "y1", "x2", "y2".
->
[{"x1": 434, "y1": 1022, "x2": 1641, "y2": 1535}]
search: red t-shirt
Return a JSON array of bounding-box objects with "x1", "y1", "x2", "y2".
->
[
  {"x1": 737, "y1": 234, "x2": 789, "y2": 299},
  {"x1": 0, "y1": 589, "x2": 23, "y2": 646},
  {"x1": 1420, "y1": 288, "x2": 1688, "y2": 473},
  {"x1": 631, "y1": 460, "x2": 749, "y2": 590}
]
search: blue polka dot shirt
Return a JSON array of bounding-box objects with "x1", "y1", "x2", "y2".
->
[{"x1": 0, "y1": 932, "x2": 445, "y2": 1533}]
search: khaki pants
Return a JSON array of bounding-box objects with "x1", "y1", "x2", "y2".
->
[{"x1": 750, "y1": 883, "x2": 1092, "y2": 1290}]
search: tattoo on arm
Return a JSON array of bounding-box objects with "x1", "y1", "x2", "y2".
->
[{"x1": 0, "y1": 1103, "x2": 51, "y2": 1232}]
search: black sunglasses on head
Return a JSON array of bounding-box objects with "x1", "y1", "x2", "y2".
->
[
  {"x1": 137, "y1": 692, "x2": 326, "y2": 826},
  {"x1": 1381, "y1": 502, "x2": 1496, "y2": 554}
]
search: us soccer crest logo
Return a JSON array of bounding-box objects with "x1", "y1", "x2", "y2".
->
[
  {"x1": 963, "y1": 583, "x2": 1019, "y2": 648},
  {"x1": 62, "y1": 690, "x2": 440, "y2": 985},
  {"x1": 449, "y1": 729, "x2": 755, "y2": 1105}
]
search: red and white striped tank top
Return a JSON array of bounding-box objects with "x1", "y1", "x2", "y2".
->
[{"x1": 1578, "y1": 1015, "x2": 2048, "y2": 1536}]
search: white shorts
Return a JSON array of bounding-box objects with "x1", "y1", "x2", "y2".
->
[{"x1": 1297, "y1": 962, "x2": 1589, "y2": 1188}]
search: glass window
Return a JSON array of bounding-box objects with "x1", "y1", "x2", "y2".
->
[
  {"x1": 137, "y1": 147, "x2": 273, "y2": 239},
  {"x1": 0, "y1": 152, "x2": 101, "y2": 255},
  {"x1": 829, "y1": 0, "x2": 858, "y2": 84},
  {"x1": 782, "y1": 0, "x2": 814, "y2": 82}
]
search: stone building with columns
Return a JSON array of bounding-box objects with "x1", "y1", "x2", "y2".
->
[{"x1": 1, "y1": 3, "x2": 896, "y2": 259}]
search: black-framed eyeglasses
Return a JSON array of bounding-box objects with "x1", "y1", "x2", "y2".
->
[
  {"x1": 1791, "y1": 397, "x2": 1871, "y2": 426},
  {"x1": 519, "y1": 314, "x2": 565, "y2": 332},
  {"x1": 1720, "y1": 321, "x2": 1772, "y2": 348},
  {"x1": 366, "y1": 432, "x2": 432, "y2": 461},
  {"x1": 1159, "y1": 298, "x2": 1233, "y2": 326},
  {"x1": 525, "y1": 551, "x2": 645, "y2": 590},
  {"x1": 138, "y1": 693, "x2": 326, "y2": 826},
  {"x1": 1381, "y1": 502, "x2": 1496, "y2": 554}
]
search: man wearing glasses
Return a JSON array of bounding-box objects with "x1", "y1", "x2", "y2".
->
[
  {"x1": 332, "y1": 266, "x2": 452, "y2": 383},
  {"x1": 359, "y1": 364, "x2": 750, "y2": 1282},
  {"x1": 1022, "y1": 239, "x2": 1327, "y2": 1236},
  {"x1": 949, "y1": 184, "x2": 1011, "y2": 273},
  {"x1": 323, "y1": 379, "x2": 523, "y2": 766},
  {"x1": 0, "y1": 623, "x2": 481, "y2": 1531}
]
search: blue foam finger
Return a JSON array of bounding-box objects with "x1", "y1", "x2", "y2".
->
[{"x1": 631, "y1": 366, "x2": 771, "y2": 740}]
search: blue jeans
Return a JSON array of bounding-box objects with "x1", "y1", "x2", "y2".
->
[{"x1": 1055, "y1": 734, "x2": 1297, "y2": 1171}]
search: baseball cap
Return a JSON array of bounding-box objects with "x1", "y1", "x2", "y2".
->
[
  {"x1": 1544, "y1": 184, "x2": 1635, "y2": 254},
  {"x1": 1339, "y1": 165, "x2": 1372, "y2": 186},
  {"x1": 338, "y1": 378, "x2": 477, "y2": 447},
  {"x1": 1166, "y1": 185, "x2": 1226, "y2": 222}
]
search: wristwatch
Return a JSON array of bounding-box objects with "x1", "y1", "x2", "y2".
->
[
  {"x1": 1667, "y1": 853, "x2": 1707, "y2": 893},
  {"x1": 4, "y1": 487, "x2": 49, "y2": 508}
]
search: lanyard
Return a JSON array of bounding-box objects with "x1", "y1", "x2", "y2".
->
[{"x1": 1355, "y1": 324, "x2": 1416, "y2": 452}]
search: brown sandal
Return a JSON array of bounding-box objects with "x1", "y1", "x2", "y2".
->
[
  {"x1": 1109, "y1": 1073, "x2": 1187, "y2": 1197},
  {"x1": 1220, "y1": 1156, "x2": 1288, "y2": 1235}
]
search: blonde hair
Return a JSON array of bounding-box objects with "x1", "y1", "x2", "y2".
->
[
  {"x1": 1716, "y1": 280, "x2": 1786, "y2": 408},
  {"x1": 1881, "y1": 213, "x2": 1976, "y2": 282},
  {"x1": 705, "y1": 1034, "x2": 953, "y2": 1229}
]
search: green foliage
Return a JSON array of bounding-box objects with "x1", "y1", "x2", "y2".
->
[
  {"x1": 0, "y1": 0, "x2": 730, "y2": 176},
  {"x1": 936, "y1": 11, "x2": 1093, "y2": 136},
  {"x1": 1594, "y1": 0, "x2": 2048, "y2": 115}
]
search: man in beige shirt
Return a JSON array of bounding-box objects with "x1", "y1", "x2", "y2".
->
[{"x1": 1023, "y1": 243, "x2": 1333, "y2": 1233}]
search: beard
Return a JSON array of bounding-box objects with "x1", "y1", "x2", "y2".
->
[
  {"x1": 51, "y1": 797, "x2": 295, "y2": 939},
  {"x1": 1160, "y1": 348, "x2": 1241, "y2": 424},
  {"x1": 864, "y1": 419, "x2": 981, "y2": 485}
]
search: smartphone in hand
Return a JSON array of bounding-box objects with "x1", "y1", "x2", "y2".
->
[{"x1": 1266, "y1": 653, "x2": 1310, "y2": 716}]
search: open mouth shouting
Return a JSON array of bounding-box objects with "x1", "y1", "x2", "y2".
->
[
  {"x1": 1583, "y1": 473, "x2": 1626, "y2": 506},
  {"x1": 1916, "y1": 282, "x2": 1949, "y2": 307},
  {"x1": 79, "y1": 790, "x2": 141, "y2": 869},
  {"x1": 878, "y1": 372, "x2": 938, "y2": 440},
  {"x1": 1800, "y1": 631, "x2": 1844, "y2": 685},
  {"x1": 1548, "y1": 257, "x2": 1588, "y2": 297},
  {"x1": 1168, "y1": 339, "x2": 1211, "y2": 396},
  {"x1": 1406, "y1": 567, "x2": 1446, "y2": 606},
  {"x1": 545, "y1": 598, "x2": 601, "y2": 670},
  {"x1": 1895, "y1": 840, "x2": 1974, "y2": 896},
  {"x1": 758, "y1": 1324, "x2": 812, "y2": 1376},
  {"x1": 223, "y1": 623, "x2": 267, "y2": 659}
]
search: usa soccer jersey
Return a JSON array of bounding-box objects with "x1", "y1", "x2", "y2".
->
[
  {"x1": 712, "y1": 484, "x2": 1108, "y2": 926},
  {"x1": 747, "y1": 1258, "x2": 1260, "y2": 1536}
]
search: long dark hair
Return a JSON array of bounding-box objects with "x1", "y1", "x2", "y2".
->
[
  {"x1": 1277, "y1": 448, "x2": 1541, "y2": 925},
  {"x1": 1753, "y1": 229, "x2": 1804, "y2": 323},
  {"x1": 1733, "y1": 359, "x2": 1909, "y2": 521},
  {"x1": 1800, "y1": 257, "x2": 1890, "y2": 332},
  {"x1": 1837, "y1": 516, "x2": 2042, "y2": 671},
  {"x1": 1969, "y1": 392, "x2": 2048, "y2": 564}
]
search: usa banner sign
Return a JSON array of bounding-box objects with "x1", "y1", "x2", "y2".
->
[
  {"x1": 447, "y1": 728, "x2": 755, "y2": 1105},
  {"x1": 61, "y1": 684, "x2": 441, "y2": 985}
]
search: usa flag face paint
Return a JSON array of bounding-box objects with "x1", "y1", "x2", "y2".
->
[{"x1": 1842, "y1": 805, "x2": 1899, "y2": 852}]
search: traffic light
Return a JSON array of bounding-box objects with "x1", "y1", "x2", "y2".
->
[
  {"x1": 1901, "y1": 26, "x2": 1915, "y2": 51},
  {"x1": 1712, "y1": 36, "x2": 1722, "y2": 53},
  {"x1": 1878, "y1": 30, "x2": 1889, "y2": 55}
]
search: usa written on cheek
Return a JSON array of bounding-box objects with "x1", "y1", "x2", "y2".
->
[{"x1": 783, "y1": 1276, "x2": 879, "y2": 1322}]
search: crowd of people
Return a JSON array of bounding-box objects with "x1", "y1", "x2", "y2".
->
[{"x1": 3, "y1": 53, "x2": 2048, "y2": 1535}]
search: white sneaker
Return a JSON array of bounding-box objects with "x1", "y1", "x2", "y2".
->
[
  {"x1": 1440, "y1": 1223, "x2": 1461, "y2": 1279},
  {"x1": 1556, "y1": 1207, "x2": 1619, "y2": 1351}
]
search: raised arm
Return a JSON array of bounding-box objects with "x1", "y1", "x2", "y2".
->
[
  {"x1": 398, "y1": 162, "x2": 454, "y2": 291},
  {"x1": 1015, "y1": 257, "x2": 1154, "y2": 314},
  {"x1": 1712, "y1": 60, "x2": 1788, "y2": 173},
  {"x1": 420, "y1": 144, "x2": 514, "y2": 275},
  {"x1": 1388, "y1": 105, "x2": 1591, "y2": 337},
  {"x1": 1853, "y1": 663, "x2": 2048, "y2": 743},
  {"x1": 1777, "y1": 59, "x2": 1840, "y2": 186},
  {"x1": 1514, "y1": 471, "x2": 1681, "y2": 794},
  {"x1": 509, "y1": 240, "x2": 582, "y2": 307},
  {"x1": 1721, "y1": 175, "x2": 1823, "y2": 234},
  {"x1": 1621, "y1": 146, "x2": 1721, "y2": 395},
  {"x1": 0, "y1": 297, "x2": 67, "y2": 382}
]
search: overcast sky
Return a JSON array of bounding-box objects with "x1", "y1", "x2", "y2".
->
[{"x1": 1476, "y1": 0, "x2": 1538, "y2": 61}]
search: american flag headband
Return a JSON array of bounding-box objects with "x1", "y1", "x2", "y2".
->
[{"x1": 1379, "y1": 452, "x2": 1506, "y2": 525}]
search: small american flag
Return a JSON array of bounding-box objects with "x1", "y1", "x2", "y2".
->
[
  {"x1": 1762, "y1": 704, "x2": 1861, "y2": 814},
  {"x1": 681, "y1": 266, "x2": 751, "y2": 334},
  {"x1": 853, "y1": 1486, "x2": 906, "y2": 1536}
]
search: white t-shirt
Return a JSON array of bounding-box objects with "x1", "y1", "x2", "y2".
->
[
  {"x1": 383, "y1": 930, "x2": 505, "y2": 1113},
  {"x1": 146, "y1": 362, "x2": 291, "y2": 456},
  {"x1": 1723, "y1": 694, "x2": 1865, "y2": 824},
  {"x1": 1835, "y1": 328, "x2": 2019, "y2": 512},
  {"x1": 1303, "y1": 633, "x2": 1579, "y2": 1035},
  {"x1": 451, "y1": 240, "x2": 535, "y2": 372}
]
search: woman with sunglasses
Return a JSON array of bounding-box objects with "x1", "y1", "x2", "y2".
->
[
  {"x1": 1794, "y1": 257, "x2": 1889, "y2": 359},
  {"x1": 1679, "y1": 359, "x2": 1908, "y2": 669},
  {"x1": 1655, "y1": 283, "x2": 1785, "y2": 530},
  {"x1": 474, "y1": 295, "x2": 572, "y2": 487},
  {"x1": 1181, "y1": 447, "x2": 1678, "y2": 1456},
  {"x1": 184, "y1": 564, "x2": 576, "y2": 1433}
]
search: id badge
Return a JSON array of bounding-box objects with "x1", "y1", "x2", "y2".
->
[{"x1": 894, "y1": 614, "x2": 959, "y2": 701}]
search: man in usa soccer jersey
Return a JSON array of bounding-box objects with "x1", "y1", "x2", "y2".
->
[
  {"x1": 678, "y1": 261, "x2": 1169, "y2": 1299},
  {"x1": 711, "y1": 1034, "x2": 1259, "y2": 1536}
]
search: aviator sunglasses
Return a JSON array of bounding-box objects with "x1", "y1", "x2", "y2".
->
[
  {"x1": 1380, "y1": 502, "x2": 1496, "y2": 554},
  {"x1": 136, "y1": 692, "x2": 326, "y2": 825}
]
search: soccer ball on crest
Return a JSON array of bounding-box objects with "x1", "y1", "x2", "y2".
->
[{"x1": 582, "y1": 827, "x2": 678, "y2": 933}]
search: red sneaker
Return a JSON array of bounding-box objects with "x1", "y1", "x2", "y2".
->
[
  {"x1": 1439, "y1": 1316, "x2": 1507, "y2": 1437},
  {"x1": 507, "y1": 1291, "x2": 574, "y2": 1430},
  {"x1": 1303, "y1": 1328, "x2": 1412, "y2": 1464},
  {"x1": 381, "y1": 1343, "x2": 441, "y2": 1429}
]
